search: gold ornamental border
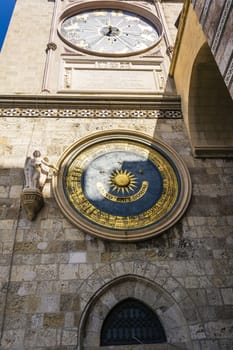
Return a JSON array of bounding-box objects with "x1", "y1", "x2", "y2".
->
[
  {"x1": 65, "y1": 139, "x2": 179, "y2": 230},
  {"x1": 53, "y1": 130, "x2": 192, "y2": 242}
]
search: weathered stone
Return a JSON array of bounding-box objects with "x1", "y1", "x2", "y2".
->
[
  {"x1": 15, "y1": 242, "x2": 39, "y2": 254},
  {"x1": 69, "y1": 252, "x2": 86, "y2": 263},
  {"x1": 36, "y1": 328, "x2": 57, "y2": 347},
  {"x1": 60, "y1": 294, "x2": 80, "y2": 312},
  {"x1": 205, "y1": 320, "x2": 233, "y2": 338},
  {"x1": 206, "y1": 288, "x2": 223, "y2": 305},
  {"x1": 221, "y1": 288, "x2": 233, "y2": 304},
  {"x1": 40, "y1": 294, "x2": 60, "y2": 313},
  {"x1": 31, "y1": 314, "x2": 44, "y2": 329},
  {"x1": 189, "y1": 324, "x2": 206, "y2": 340},
  {"x1": 61, "y1": 328, "x2": 78, "y2": 346},
  {"x1": 44, "y1": 313, "x2": 64, "y2": 328},
  {"x1": 1, "y1": 329, "x2": 25, "y2": 349},
  {"x1": 59, "y1": 264, "x2": 79, "y2": 280}
]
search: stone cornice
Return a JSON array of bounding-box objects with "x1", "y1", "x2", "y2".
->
[
  {"x1": 0, "y1": 94, "x2": 181, "y2": 107},
  {"x1": 0, "y1": 94, "x2": 182, "y2": 119}
]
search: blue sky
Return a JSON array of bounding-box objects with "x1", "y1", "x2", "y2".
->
[{"x1": 0, "y1": 0, "x2": 16, "y2": 50}]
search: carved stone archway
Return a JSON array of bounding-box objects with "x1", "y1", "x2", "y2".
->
[{"x1": 76, "y1": 260, "x2": 197, "y2": 350}]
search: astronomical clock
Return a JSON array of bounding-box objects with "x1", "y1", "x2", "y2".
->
[{"x1": 53, "y1": 131, "x2": 191, "y2": 242}]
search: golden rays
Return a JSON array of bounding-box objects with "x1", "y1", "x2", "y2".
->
[{"x1": 109, "y1": 169, "x2": 138, "y2": 194}]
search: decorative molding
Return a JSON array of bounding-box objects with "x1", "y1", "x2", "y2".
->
[
  {"x1": 0, "y1": 107, "x2": 182, "y2": 119},
  {"x1": 211, "y1": 0, "x2": 232, "y2": 55},
  {"x1": 224, "y1": 58, "x2": 233, "y2": 87},
  {"x1": 169, "y1": 0, "x2": 190, "y2": 77},
  {"x1": 193, "y1": 146, "x2": 233, "y2": 158},
  {"x1": 59, "y1": 57, "x2": 166, "y2": 93},
  {"x1": 46, "y1": 42, "x2": 57, "y2": 52},
  {"x1": 21, "y1": 189, "x2": 44, "y2": 221},
  {"x1": 200, "y1": 0, "x2": 211, "y2": 26},
  {"x1": 191, "y1": 0, "x2": 197, "y2": 8},
  {"x1": 0, "y1": 95, "x2": 182, "y2": 119}
]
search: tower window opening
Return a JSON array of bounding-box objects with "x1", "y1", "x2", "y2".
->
[{"x1": 100, "y1": 298, "x2": 167, "y2": 346}]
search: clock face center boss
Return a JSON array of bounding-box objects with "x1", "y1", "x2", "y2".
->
[
  {"x1": 112, "y1": 171, "x2": 132, "y2": 188},
  {"x1": 53, "y1": 131, "x2": 192, "y2": 242},
  {"x1": 101, "y1": 25, "x2": 120, "y2": 37}
]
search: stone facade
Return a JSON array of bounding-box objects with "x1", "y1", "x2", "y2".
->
[
  {"x1": 1, "y1": 114, "x2": 233, "y2": 349},
  {"x1": 0, "y1": 0, "x2": 233, "y2": 350}
]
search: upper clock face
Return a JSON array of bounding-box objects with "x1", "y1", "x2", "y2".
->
[
  {"x1": 53, "y1": 131, "x2": 192, "y2": 242},
  {"x1": 60, "y1": 9, "x2": 162, "y2": 56}
]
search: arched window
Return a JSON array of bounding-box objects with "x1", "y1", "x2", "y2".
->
[{"x1": 100, "y1": 298, "x2": 166, "y2": 346}]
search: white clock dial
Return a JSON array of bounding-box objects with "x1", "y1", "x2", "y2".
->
[{"x1": 60, "y1": 9, "x2": 162, "y2": 56}]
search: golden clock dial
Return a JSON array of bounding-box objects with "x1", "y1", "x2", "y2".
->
[
  {"x1": 59, "y1": 8, "x2": 162, "y2": 56},
  {"x1": 53, "y1": 131, "x2": 192, "y2": 242}
]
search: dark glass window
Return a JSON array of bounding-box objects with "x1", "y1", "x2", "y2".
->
[{"x1": 100, "y1": 298, "x2": 166, "y2": 346}]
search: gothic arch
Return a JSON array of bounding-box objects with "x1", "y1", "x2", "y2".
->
[
  {"x1": 188, "y1": 43, "x2": 233, "y2": 157},
  {"x1": 100, "y1": 297, "x2": 167, "y2": 346},
  {"x1": 76, "y1": 260, "x2": 196, "y2": 350}
]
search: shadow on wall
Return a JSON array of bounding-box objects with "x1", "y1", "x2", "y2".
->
[{"x1": 188, "y1": 43, "x2": 233, "y2": 157}]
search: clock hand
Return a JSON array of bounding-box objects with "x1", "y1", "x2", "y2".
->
[
  {"x1": 114, "y1": 18, "x2": 125, "y2": 28},
  {"x1": 107, "y1": 13, "x2": 111, "y2": 26},
  {"x1": 115, "y1": 35, "x2": 135, "y2": 50},
  {"x1": 107, "y1": 25, "x2": 112, "y2": 36},
  {"x1": 95, "y1": 18, "x2": 107, "y2": 28},
  {"x1": 80, "y1": 28, "x2": 98, "y2": 33},
  {"x1": 89, "y1": 35, "x2": 106, "y2": 48},
  {"x1": 123, "y1": 32, "x2": 141, "y2": 37},
  {"x1": 120, "y1": 25, "x2": 142, "y2": 36}
]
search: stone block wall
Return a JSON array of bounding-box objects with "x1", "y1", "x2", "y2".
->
[
  {"x1": 161, "y1": 0, "x2": 183, "y2": 43},
  {"x1": 0, "y1": 115, "x2": 233, "y2": 349},
  {"x1": 0, "y1": 0, "x2": 53, "y2": 94}
]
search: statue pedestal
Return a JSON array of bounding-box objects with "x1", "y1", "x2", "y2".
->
[{"x1": 21, "y1": 188, "x2": 44, "y2": 220}]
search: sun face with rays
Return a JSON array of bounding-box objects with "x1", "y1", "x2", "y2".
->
[{"x1": 109, "y1": 169, "x2": 138, "y2": 194}]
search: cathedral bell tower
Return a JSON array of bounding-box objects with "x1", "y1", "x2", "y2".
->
[{"x1": 2, "y1": 1, "x2": 232, "y2": 350}]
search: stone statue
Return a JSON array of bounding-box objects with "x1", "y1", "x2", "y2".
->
[
  {"x1": 22, "y1": 150, "x2": 58, "y2": 220},
  {"x1": 24, "y1": 150, "x2": 57, "y2": 191}
]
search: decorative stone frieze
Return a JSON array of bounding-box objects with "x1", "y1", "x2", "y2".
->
[{"x1": 0, "y1": 107, "x2": 182, "y2": 119}]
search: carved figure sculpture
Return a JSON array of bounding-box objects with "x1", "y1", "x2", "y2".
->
[
  {"x1": 22, "y1": 150, "x2": 58, "y2": 220},
  {"x1": 24, "y1": 150, "x2": 57, "y2": 191}
]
